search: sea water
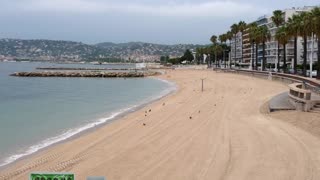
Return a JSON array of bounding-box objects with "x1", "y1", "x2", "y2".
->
[{"x1": 0, "y1": 62, "x2": 175, "y2": 167}]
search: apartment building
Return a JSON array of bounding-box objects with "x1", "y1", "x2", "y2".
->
[
  {"x1": 231, "y1": 6, "x2": 317, "y2": 69},
  {"x1": 241, "y1": 28, "x2": 251, "y2": 65},
  {"x1": 305, "y1": 36, "x2": 319, "y2": 65},
  {"x1": 230, "y1": 32, "x2": 242, "y2": 64}
]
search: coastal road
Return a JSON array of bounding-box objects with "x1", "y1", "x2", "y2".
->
[{"x1": 1, "y1": 70, "x2": 320, "y2": 180}]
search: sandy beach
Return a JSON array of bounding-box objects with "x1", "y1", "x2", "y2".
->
[{"x1": 1, "y1": 69, "x2": 320, "y2": 180}]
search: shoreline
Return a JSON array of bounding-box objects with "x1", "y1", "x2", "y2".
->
[
  {"x1": 0, "y1": 75, "x2": 177, "y2": 171},
  {"x1": 2, "y1": 69, "x2": 320, "y2": 180}
]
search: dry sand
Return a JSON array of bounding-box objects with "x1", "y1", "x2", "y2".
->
[{"x1": 1, "y1": 69, "x2": 320, "y2": 180}]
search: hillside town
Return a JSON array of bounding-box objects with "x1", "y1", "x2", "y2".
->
[{"x1": 0, "y1": 39, "x2": 203, "y2": 62}]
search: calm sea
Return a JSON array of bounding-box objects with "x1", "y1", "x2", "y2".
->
[{"x1": 0, "y1": 62, "x2": 174, "y2": 167}]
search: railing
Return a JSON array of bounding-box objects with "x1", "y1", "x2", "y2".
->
[
  {"x1": 220, "y1": 69, "x2": 320, "y2": 94},
  {"x1": 218, "y1": 68, "x2": 320, "y2": 111}
]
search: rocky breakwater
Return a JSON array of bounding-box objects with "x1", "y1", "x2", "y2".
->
[
  {"x1": 36, "y1": 67, "x2": 136, "y2": 71},
  {"x1": 11, "y1": 71, "x2": 160, "y2": 78}
]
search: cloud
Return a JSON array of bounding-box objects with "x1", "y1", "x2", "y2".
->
[{"x1": 15, "y1": 0, "x2": 266, "y2": 18}]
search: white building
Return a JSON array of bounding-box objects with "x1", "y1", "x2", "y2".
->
[
  {"x1": 305, "y1": 35, "x2": 318, "y2": 65},
  {"x1": 231, "y1": 6, "x2": 317, "y2": 70},
  {"x1": 230, "y1": 32, "x2": 243, "y2": 65}
]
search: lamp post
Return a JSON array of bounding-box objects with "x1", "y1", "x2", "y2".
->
[
  {"x1": 275, "y1": 41, "x2": 278, "y2": 72},
  {"x1": 310, "y1": 33, "x2": 314, "y2": 78}
]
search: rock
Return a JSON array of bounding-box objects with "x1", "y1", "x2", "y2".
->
[{"x1": 10, "y1": 71, "x2": 160, "y2": 78}]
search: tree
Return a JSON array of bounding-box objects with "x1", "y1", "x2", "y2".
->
[
  {"x1": 287, "y1": 14, "x2": 300, "y2": 74},
  {"x1": 210, "y1": 35, "x2": 218, "y2": 45},
  {"x1": 297, "y1": 12, "x2": 313, "y2": 76},
  {"x1": 255, "y1": 35, "x2": 260, "y2": 70},
  {"x1": 238, "y1": 21, "x2": 247, "y2": 63},
  {"x1": 196, "y1": 48, "x2": 204, "y2": 64},
  {"x1": 160, "y1": 56, "x2": 166, "y2": 63},
  {"x1": 208, "y1": 46, "x2": 216, "y2": 67},
  {"x1": 231, "y1": 23, "x2": 239, "y2": 67},
  {"x1": 222, "y1": 43, "x2": 230, "y2": 68},
  {"x1": 257, "y1": 25, "x2": 271, "y2": 71},
  {"x1": 219, "y1": 34, "x2": 228, "y2": 68},
  {"x1": 226, "y1": 31, "x2": 233, "y2": 68},
  {"x1": 271, "y1": 10, "x2": 285, "y2": 71},
  {"x1": 275, "y1": 25, "x2": 289, "y2": 73},
  {"x1": 209, "y1": 35, "x2": 218, "y2": 68},
  {"x1": 168, "y1": 57, "x2": 181, "y2": 64},
  {"x1": 165, "y1": 55, "x2": 170, "y2": 63},
  {"x1": 181, "y1": 49, "x2": 194, "y2": 63},
  {"x1": 248, "y1": 23, "x2": 258, "y2": 70},
  {"x1": 213, "y1": 44, "x2": 223, "y2": 67},
  {"x1": 311, "y1": 7, "x2": 320, "y2": 79},
  {"x1": 202, "y1": 47, "x2": 211, "y2": 67}
]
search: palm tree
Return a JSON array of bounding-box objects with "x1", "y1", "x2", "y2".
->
[
  {"x1": 303, "y1": 11, "x2": 317, "y2": 78},
  {"x1": 287, "y1": 15, "x2": 300, "y2": 74},
  {"x1": 257, "y1": 25, "x2": 271, "y2": 71},
  {"x1": 238, "y1": 21, "x2": 247, "y2": 64},
  {"x1": 255, "y1": 31, "x2": 261, "y2": 71},
  {"x1": 248, "y1": 23, "x2": 258, "y2": 70},
  {"x1": 222, "y1": 43, "x2": 230, "y2": 68},
  {"x1": 210, "y1": 35, "x2": 217, "y2": 45},
  {"x1": 213, "y1": 44, "x2": 223, "y2": 67},
  {"x1": 271, "y1": 10, "x2": 285, "y2": 72},
  {"x1": 219, "y1": 34, "x2": 228, "y2": 68},
  {"x1": 203, "y1": 47, "x2": 211, "y2": 67},
  {"x1": 196, "y1": 47, "x2": 204, "y2": 64},
  {"x1": 275, "y1": 26, "x2": 289, "y2": 73},
  {"x1": 298, "y1": 12, "x2": 313, "y2": 76},
  {"x1": 226, "y1": 31, "x2": 233, "y2": 68},
  {"x1": 209, "y1": 35, "x2": 218, "y2": 67},
  {"x1": 311, "y1": 7, "x2": 320, "y2": 79},
  {"x1": 231, "y1": 24, "x2": 239, "y2": 67}
]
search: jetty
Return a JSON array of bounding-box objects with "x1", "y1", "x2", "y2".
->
[
  {"x1": 11, "y1": 71, "x2": 160, "y2": 78},
  {"x1": 36, "y1": 67, "x2": 137, "y2": 71}
]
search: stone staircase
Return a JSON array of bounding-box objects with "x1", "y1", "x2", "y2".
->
[{"x1": 310, "y1": 103, "x2": 320, "y2": 113}]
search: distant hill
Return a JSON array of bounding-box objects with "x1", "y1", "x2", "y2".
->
[
  {"x1": 0, "y1": 39, "x2": 107, "y2": 61},
  {"x1": 0, "y1": 39, "x2": 205, "y2": 62},
  {"x1": 95, "y1": 42, "x2": 204, "y2": 58}
]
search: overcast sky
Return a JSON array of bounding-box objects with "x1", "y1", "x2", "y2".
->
[{"x1": 0, "y1": 0, "x2": 319, "y2": 44}]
